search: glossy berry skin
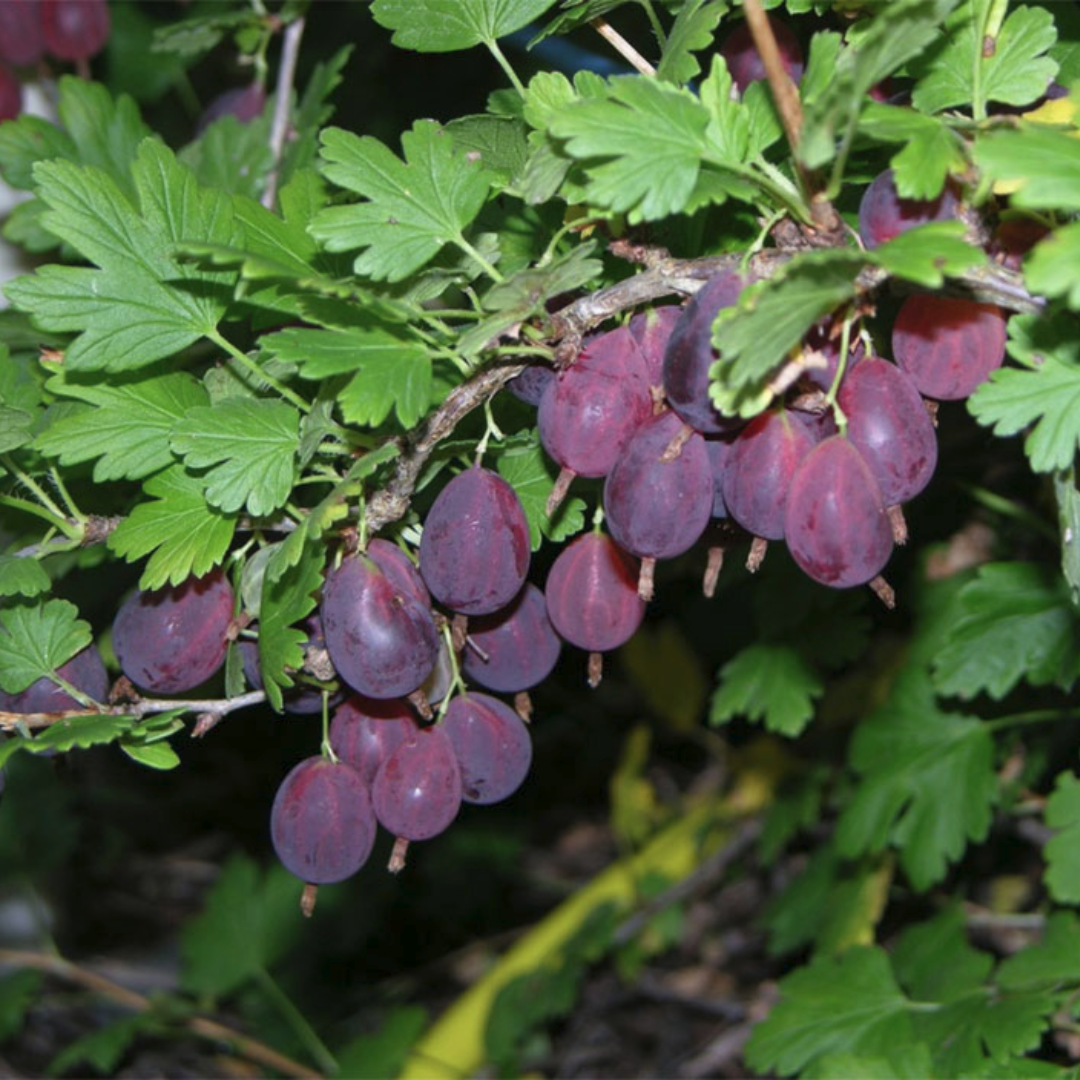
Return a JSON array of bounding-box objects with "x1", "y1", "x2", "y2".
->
[
  {"x1": 784, "y1": 436, "x2": 893, "y2": 589},
  {"x1": 0, "y1": 644, "x2": 108, "y2": 713},
  {"x1": 240, "y1": 615, "x2": 340, "y2": 715},
  {"x1": 538, "y1": 326, "x2": 652, "y2": 479},
  {"x1": 419, "y1": 466, "x2": 530, "y2": 616},
  {"x1": 462, "y1": 584, "x2": 562, "y2": 693},
  {"x1": 329, "y1": 696, "x2": 417, "y2": 784},
  {"x1": 858, "y1": 170, "x2": 960, "y2": 250},
  {"x1": 508, "y1": 365, "x2": 556, "y2": 407},
  {"x1": 990, "y1": 219, "x2": 1049, "y2": 271},
  {"x1": 604, "y1": 411, "x2": 713, "y2": 561},
  {"x1": 719, "y1": 14, "x2": 804, "y2": 93},
  {"x1": 322, "y1": 555, "x2": 438, "y2": 699},
  {"x1": 838, "y1": 358, "x2": 937, "y2": 506},
  {"x1": 722, "y1": 409, "x2": 818, "y2": 540},
  {"x1": 113, "y1": 570, "x2": 234, "y2": 694},
  {"x1": 891, "y1": 295, "x2": 1007, "y2": 401},
  {"x1": 663, "y1": 272, "x2": 745, "y2": 434},
  {"x1": 373, "y1": 725, "x2": 462, "y2": 841},
  {"x1": 367, "y1": 538, "x2": 429, "y2": 607},
  {"x1": 545, "y1": 532, "x2": 646, "y2": 652},
  {"x1": 0, "y1": 64, "x2": 21, "y2": 123},
  {"x1": 0, "y1": 1, "x2": 43, "y2": 65},
  {"x1": 198, "y1": 83, "x2": 266, "y2": 132},
  {"x1": 629, "y1": 305, "x2": 681, "y2": 386},
  {"x1": 270, "y1": 757, "x2": 376, "y2": 884},
  {"x1": 443, "y1": 692, "x2": 532, "y2": 805},
  {"x1": 41, "y1": 0, "x2": 110, "y2": 61}
]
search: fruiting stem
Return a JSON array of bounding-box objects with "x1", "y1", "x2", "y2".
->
[
  {"x1": 474, "y1": 397, "x2": 505, "y2": 465},
  {"x1": 435, "y1": 622, "x2": 467, "y2": 723},
  {"x1": 255, "y1": 966, "x2": 339, "y2": 1076},
  {"x1": 262, "y1": 15, "x2": 306, "y2": 210},
  {"x1": 208, "y1": 330, "x2": 311, "y2": 413},
  {"x1": 590, "y1": 17, "x2": 656, "y2": 75},
  {"x1": 824, "y1": 315, "x2": 853, "y2": 435},
  {"x1": 320, "y1": 691, "x2": 337, "y2": 762}
]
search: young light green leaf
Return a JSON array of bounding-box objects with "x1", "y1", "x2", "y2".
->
[
  {"x1": 709, "y1": 643, "x2": 823, "y2": 737},
  {"x1": 496, "y1": 442, "x2": 586, "y2": 551},
  {"x1": 5, "y1": 140, "x2": 240, "y2": 373},
  {"x1": 548, "y1": 76, "x2": 710, "y2": 223},
  {"x1": 120, "y1": 739, "x2": 181, "y2": 770},
  {"x1": 656, "y1": 0, "x2": 730, "y2": 85},
  {"x1": 310, "y1": 120, "x2": 492, "y2": 282},
  {"x1": 0, "y1": 556, "x2": 50, "y2": 599},
  {"x1": 0, "y1": 714, "x2": 135, "y2": 770},
  {"x1": 371, "y1": 0, "x2": 560, "y2": 52},
  {"x1": 1024, "y1": 222, "x2": 1080, "y2": 309},
  {"x1": 709, "y1": 249, "x2": 864, "y2": 407},
  {"x1": 799, "y1": 0, "x2": 960, "y2": 169},
  {"x1": 108, "y1": 465, "x2": 237, "y2": 590},
  {"x1": 968, "y1": 311, "x2": 1080, "y2": 473},
  {"x1": 870, "y1": 222, "x2": 985, "y2": 287},
  {"x1": 0, "y1": 599, "x2": 92, "y2": 695},
  {"x1": 911, "y1": 2, "x2": 1057, "y2": 116},
  {"x1": 1042, "y1": 773, "x2": 1080, "y2": 905},
  {"x1": 34, "y1": 370, "x2": 208, "y2": 481},
  {"x1": 974, "y1": 127, "x2": 1080, "y2": 211},
  {"x1": 171, "y1": 399, "x2": 300, "y2": 516},
  {"x1": 258, "y1": 536, "x2": 323, "y2": 711},
  {"x1": 835, "y1": 671, "x2": 996, "y2": 890},
  {"x1": 931, "y1": 562, "x2": 1080, "y2": 700},
  {"x1": 744, "y1": 947, "x2": 914, "y2": 1075}
]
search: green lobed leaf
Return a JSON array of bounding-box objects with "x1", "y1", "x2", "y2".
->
[
  {"x1": 34, "y1": 370, "x2": 208, "y2": 481},
  {"x1": 263, "y1": 324, "x2": 432, "y2": 429},
  {"x1": 709, "y1": 643, "x2": 823, "y2": 737},
  {"x1": 968, "y1": 311, "x2": 1080, "y2": 473},
  {"x1": 911, "y1": 2, "x2": 1058, "y2": 115},
  {"x1": 445, "y1": 115, "x2": 529, "y2": 188},
  {"x1": 870, "y1": 221, "x2": 985, "y2": 287},
  {"x1": 1055, "y1": 469, "x2": 1080, "y2": 606},
  {"x1": 310, "y1": 120, "x2": 492, "y2": 283},
  {"x1": 371, "y1": 0, "x2": 560, "y2": 52},
  {"x1": 799, "y1": 0, "x2": 960, "y2": 168},
  {"x1": 804, "y1": 1045, "x2": 935, "y2": 1080},
  {"x1": 0, "y1": 405, "x2": 33, "y2": 453},
  {"x1": 495, "y1": 441, "x2": 586, "y2": 551},
  {"x1": 0, "y1": 557, "x2": 51, "y2": 599},
  {"x1": 258, "y1": 536, "x2": 324, "y2": 711},
  {"x1": 1042, "y1": 773, "x2": 1080, "y2": 905},
  {"x1": 744, "y1": 947, "x2": 914, "y2": 1076},
  {"x1": 335, "y1": 1007, "x2": 429, "y2": 1080},
  {"x1": 974, "y1": 127, "x2": 1080, "y2": 212},
  {"x1": 1024, "y1": 222, "x2": 1080, "y2": 310},
  {"x1": 0, "y1": 600, "x2": 92, "y2": 695},
  {"x1": 709, "y1": 249, "x2": 864, "y2": 413},
  {"x1": 171, "y1": 399, "x2": 300, "y2": 516},
  {"x1": 181, "y1": 854, "x2": 305, "y2": 997},
  {"x1": 548, "y1": 75, "x2": 710, "y2": 223},
  {"x1": 835, "y1": 670, "x2": 996, "y2": 890},
  {"x1": 47, "y1": 1016, "x2": 152, "y2": 1078},
  {"x1": 5, "y1": 140, "x2": 240, "y2": 373},
  {"x1": 152, "y1": 10, "x2": 257, "y2": 58},
  {"x1": 931, "y1": 562, "x2": 1080, "y2": 699},
  {"x1": 656, "y1": 0, "x2": 730, "y2": 85},
  {"x1": 0, "y1": 971, "x2": 43, "y2": 1043},
  {"x1": 892, "y1": 907, "x2": 993, "y2": 1003},
  {"x1": 180, "y1": 111, "x2": 273, "y2": 202},
  {"x1": 998, "y1": 911, "x2": 1080, "y2": 987},
  {"x1": 108, "y1": 465, "x2": 237, "y2": 590}
]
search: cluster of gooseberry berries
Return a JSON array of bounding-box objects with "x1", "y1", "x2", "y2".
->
[
  {"x1": 0, "y1": 0, "x2": 110, "y2": 121},
  {"x1": 0, "y1": 8, "x2": 1035, "y2": 911}
]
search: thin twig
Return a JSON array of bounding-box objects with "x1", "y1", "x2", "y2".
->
[
  {"x1": 262, "y1": 16, "x2": 306, "y2": 210},
  {"x1": 0, "y1": 948, "x2": 321, "y2": 1080},
  {"x1": 0, "y1": 690, "x2": 267, "y2": 731},
  {"x1": 742, "y1": 0, "x2": 841, "y2": 234},
  {"x1": 590, "y1": 17, "x2": 656, "y2": 75}
]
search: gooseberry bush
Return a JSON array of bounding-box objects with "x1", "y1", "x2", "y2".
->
[{"x1": 3, "y1": 0, "x2": 1080, "y2": 1075}]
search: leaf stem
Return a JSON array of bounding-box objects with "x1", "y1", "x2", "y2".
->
[
  {"x1": 1, "y1": 455, "x2": 68, "y2": 521},
  {"x1": 254, "y1": 968, "x2": 337, "y2": 1074},
  {"x1": 639, "y1": 0, "x2": 667, "y2": 48},
  {"x1": 987, "y1": 709, "x2": 1078, "y2": 732},
  {"x1": 208, "y1": 330, "x2": 311, "y2": 413},
  {"x1": 453, "y1": 237, "x2": 504, "y2": 284},
  {"x1": 0, "y1": 494, "x2": 81, "y2": 540},
  {"x1": 49, "y1": 467, "x2": 86, "y2": 525},
  {"x1": 485, "y1": 38, "x2": 527, "y2": 97}
]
